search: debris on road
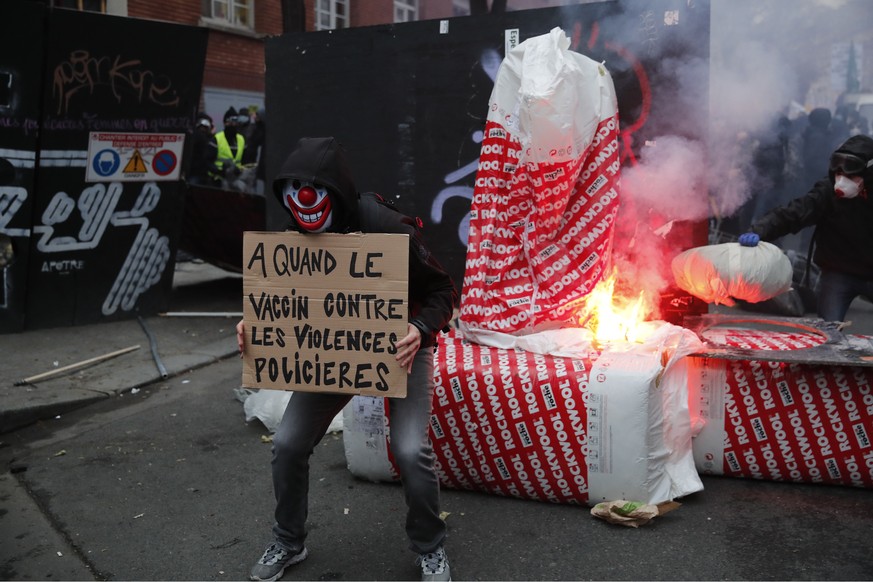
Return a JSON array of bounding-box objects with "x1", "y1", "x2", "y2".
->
[
  {"x1": 14, "y1": 345, "x2": 141, "y2": 386},
  {"x1": 591, "y1": 500, "x2": 681, "y2": 528}
]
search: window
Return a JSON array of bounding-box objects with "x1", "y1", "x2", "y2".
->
[
  {"x1": 315, "y1": 0, "x2": 348, "y2": 31},
  {"x1": 52, "y1": 0, "x2": 107, "y2": 12},
  {"x1": 202, "y1": 0, "x2": 254, "y2": 30},
  {"x1": 394, "y1": 0, "x2": 418, "y2": 23}
]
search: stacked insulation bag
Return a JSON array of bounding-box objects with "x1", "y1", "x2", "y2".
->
[
  {"x1": 345, "y1": 328, "x2": 705, "y2": 505},
  {"x1": 343, "y1": 28, "x2": 706, "y2": 506},
  {"x1": 687, "y1": 328, "x2": 873, "y2": 488},
  {"x1": 458, "y1": 27, "x2": 621, "y2": 337}
]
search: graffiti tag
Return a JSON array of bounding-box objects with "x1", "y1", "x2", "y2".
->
[{"x1": 52, "y1": 50, "x2": 180, "y2": 115}]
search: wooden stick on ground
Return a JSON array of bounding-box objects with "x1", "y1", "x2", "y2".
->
[{"x1": 14, "y1": 345, "x2": 141, "y2": 386}]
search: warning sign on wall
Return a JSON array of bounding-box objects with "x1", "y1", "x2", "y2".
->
[{"x1": 86, "y1": 132, "x2": 185, "y2": 182}]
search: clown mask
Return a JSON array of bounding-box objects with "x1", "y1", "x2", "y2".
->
[{"x1": 281, "y1": 179, "x2": 333, "y2": 232}]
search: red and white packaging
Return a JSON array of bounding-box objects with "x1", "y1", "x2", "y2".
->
[
  {"x1": 343, "y1": 29, "x2": 709, "y2": 506},
  {"x1": 688, "y1": 329, "x2": 873, "y2": 487},
  {"x1": 343, "y1": 329, "x2": 704, "y2": 505},
  {"x1": 459, "y1": 27, "x2": 621, "y2": 337}
]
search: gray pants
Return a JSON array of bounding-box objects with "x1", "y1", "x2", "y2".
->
[{"x1": 270, "y1": 348, "x2": 445, "y2": 554}]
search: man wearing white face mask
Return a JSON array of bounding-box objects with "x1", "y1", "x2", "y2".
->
[{"x1": 738, "y1": 134, "x2": 873, "y2": 322}]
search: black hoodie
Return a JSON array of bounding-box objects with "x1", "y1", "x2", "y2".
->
[
  {"x1": 750, "y1": 135, "x2": 873, "y2": 279},
  {"x1": 273, "y1": 137, "x2": 458, "y2": 345}
]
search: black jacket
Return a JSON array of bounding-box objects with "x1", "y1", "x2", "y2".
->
[
  {"x1": 190, "y1": 128, "x2": 218, "y2": 183},
  {"x1": 273, "y1": 137, "x2": 458, "y2": 345},
  {"x1": 750, "y1": 135, "x2": 873, "y2": 279}
]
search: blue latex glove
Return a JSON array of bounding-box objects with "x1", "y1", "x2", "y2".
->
[{"x1": 738, "y1": 232, "x2": 760, "y2": 247}]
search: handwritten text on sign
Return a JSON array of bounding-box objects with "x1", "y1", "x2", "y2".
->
[{"x1": 241, "y1": 231, "x2": 409, "y2": 397}]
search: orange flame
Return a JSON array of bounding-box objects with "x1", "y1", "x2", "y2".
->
[{"x1": 577, "y1": 270, "x2": 655, "y2": 345}]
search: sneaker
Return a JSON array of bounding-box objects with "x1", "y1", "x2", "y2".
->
[
  {"x1": 250, "y1": 542, "x2": 308, "y2": 581},
  {"x1": 417, "y1": 546, "x2": 451, "y2": 582}
]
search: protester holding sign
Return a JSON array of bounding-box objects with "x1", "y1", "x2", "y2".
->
[{"x1": 236, "y1": 137, "x2": 458, "y2": 582}]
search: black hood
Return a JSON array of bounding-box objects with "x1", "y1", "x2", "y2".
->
[
  {"x1": 807, "y1": 107, "x2": 831, "y2": 129},
  {"x1": 830, "y1": 134, "x2": 873, "y2": 192},
  {"x1": 273, "y1": 137, "x2": 360, "y2": 232}
]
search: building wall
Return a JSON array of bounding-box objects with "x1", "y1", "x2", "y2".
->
[
  {"x1": 200, "y1": 31, "x2": 267, "y2": 94},
  {"x1": 121, "y1": 0, "x2": 873, "y2": 129},
  {"x1": 128, "y1": 0, "x2": 280, "y2": 97},
  {"x1": 350, "y1": 2, "x2": 394, "y2": 26},
  {"x1": 256, "y1": 0, "x2": 284, "y2": 35},
  {"x1": 122, "y1": 0, "x2": 587, "y2": 109},
  {"x1": 125, "y1": 1, "x2": 199, "y2": 23},
  {"x1": 420, "y1": 0, "x2": 462, "y2": 21},
  {"x1": 303, "y1": 0, "x2": 465, "y2": 31}
]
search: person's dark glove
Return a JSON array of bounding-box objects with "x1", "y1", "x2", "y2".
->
[{"x1": 738, "y1": 233, "x2": 760, "y2": 247}]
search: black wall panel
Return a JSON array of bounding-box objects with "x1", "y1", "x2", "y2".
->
[{"x1": 265, "y1": 1, "x2": 711, "y2": 288}]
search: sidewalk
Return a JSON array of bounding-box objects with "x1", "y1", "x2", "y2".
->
[{"x1": 0, "y1": 261, "x2": 243, "y2": 434}]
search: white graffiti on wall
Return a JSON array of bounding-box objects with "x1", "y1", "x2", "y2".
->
[
  {"x1": 0, "y1": 148, "x2": 36, "y2": 168},
  {"x1": 31, "y1": 180, "x2": 169, "y2": 316},
  {"x1": 102, "y1": 182, "x2": 169, "y2": 315},
  {"x1": 0, "y1": 186, "x2": 29, "y2": 237},
  {"x1": 0, "y1": 185, "x2": 30, "y2": 310},
  {"x1": 34, "y1": 182, "x2": 122, "y2": 251},
  {"x1": 0, "y1": 147, "x2": 37, "y2": 312}
]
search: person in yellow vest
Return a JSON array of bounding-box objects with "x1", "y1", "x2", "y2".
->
[{"x1": 212, "y1": 107, "x2": 246, "y2": 184}]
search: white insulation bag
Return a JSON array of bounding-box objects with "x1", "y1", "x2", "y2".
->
[{"x1": 671, "y1": 242, "x2": 793, "y2": 306}]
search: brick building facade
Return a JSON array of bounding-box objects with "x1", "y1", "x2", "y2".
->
[
  {"x1": 50, "y1": 0, "x2": 574, "y2": 126},
  {"x1": 127, "y1": 0, "x2": 474, "y2": 124},
  {"x1": 43, "y1": 0, "x2": 873, "y2": 128}
]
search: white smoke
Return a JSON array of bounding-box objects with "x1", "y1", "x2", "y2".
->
[
  {"x1": 610, "y1": 0, "x2": 872, "y2": 227},
  {"x1": 583, "y1": 0, "x2": 872, "y2": 313},
  {"x1": 621, "y1": 136, "x2": 710, "y2": 222}
]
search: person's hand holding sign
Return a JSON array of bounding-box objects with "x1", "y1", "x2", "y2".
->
[
  {"x1": 395, "y1": 323, "x2": 422, "y2": 373},
  {"x1": 236, "y1": 319, "x2": 245, "y2": 357}
]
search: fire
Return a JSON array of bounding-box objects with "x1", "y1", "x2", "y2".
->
[{"x1": 577, "y1": 270, "x2": 656, "y2": 344}]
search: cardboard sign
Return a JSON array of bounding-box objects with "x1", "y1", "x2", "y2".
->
[{"x1": 241, "y1": 231, "x2": 409, "y2": 397}]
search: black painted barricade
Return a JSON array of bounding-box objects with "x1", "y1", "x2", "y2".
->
[{"x1": 0, "y1": 5, "x2": 207, "y2": 332}]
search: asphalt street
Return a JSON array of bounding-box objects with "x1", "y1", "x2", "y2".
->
[
  {"x1": 2, "y1": 265, "x2": 873, "y2": 581},
  {"x1": 3, "y1": 354, "x2": 873, "y2": 581}
]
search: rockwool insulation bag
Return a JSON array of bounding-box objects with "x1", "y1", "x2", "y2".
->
[
  {"x1": 671, "y1": 242, "x2": 793, "y2": 306},
  {"x1": 343, "y1": 329, "x2": 704, "y2": 505},
  {"x1": 459, "y1": 28, "x2": 621, "y2": 336},
  {"x1": 685, "y1": 328, "x2": 873, "y2": 488}
]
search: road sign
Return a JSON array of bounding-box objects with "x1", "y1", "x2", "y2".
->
[{"x1": 86, "y1": 132, "x2": 185, "y2": 182}]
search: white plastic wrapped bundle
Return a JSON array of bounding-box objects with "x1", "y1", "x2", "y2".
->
[{"x1": 671, "y1": 242, "x2": 793, "y2": 306}]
